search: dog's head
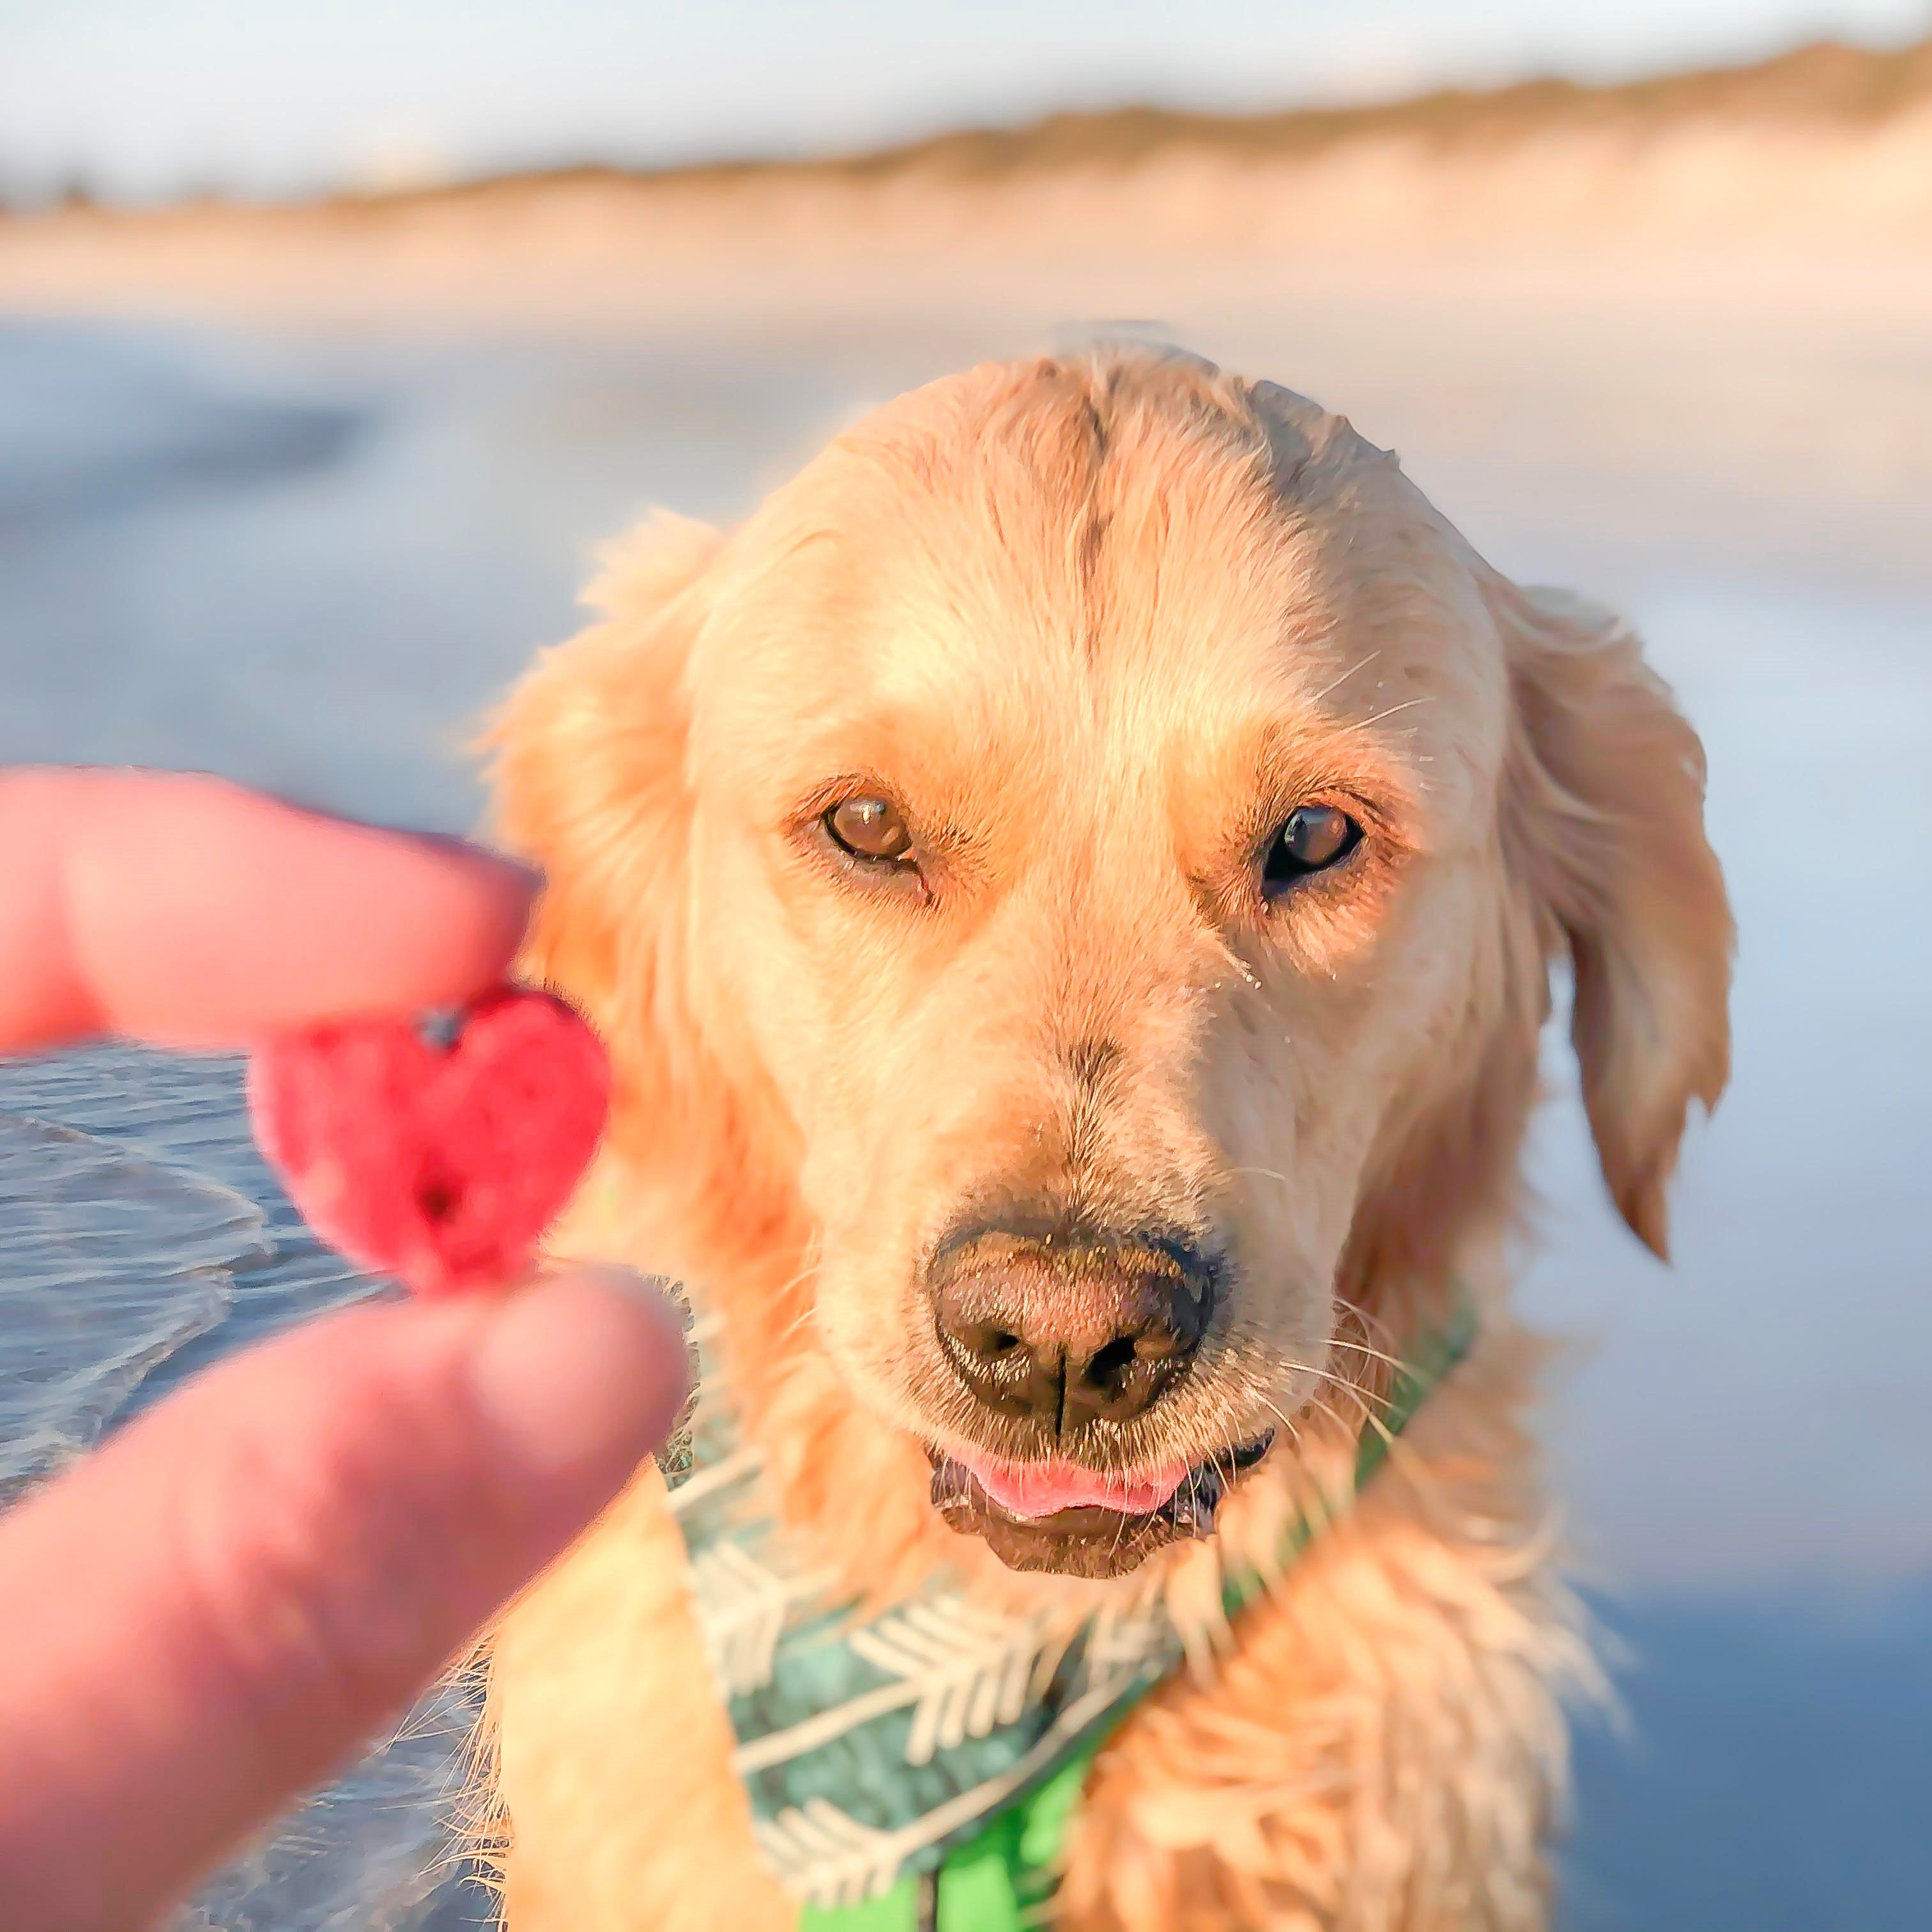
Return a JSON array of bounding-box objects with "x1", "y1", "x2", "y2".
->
[{"x1": 493, "y1": 349, "x2": 1730, "y2": 1581}]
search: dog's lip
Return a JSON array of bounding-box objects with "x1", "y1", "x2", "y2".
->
[
  {"x1": 947, "y1": 1450, "x2": 1190, "y2": 1521},
  {"x1": 926, "y1": 1432, "x2": 1275, "y2": 1531}
]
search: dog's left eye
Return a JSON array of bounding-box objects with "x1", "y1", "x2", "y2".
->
[
  {"x1": 1263, "y1": 804, "x2": 1361, "y2": 893},
  {"x1": 825, "y1": 795, "x2": 914, "y2": 863}
]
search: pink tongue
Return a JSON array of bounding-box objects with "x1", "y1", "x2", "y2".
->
[{"x1": 960, "y1": 1453, "x2": 1188, "y2": 1521}]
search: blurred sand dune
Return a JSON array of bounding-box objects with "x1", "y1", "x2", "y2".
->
[{"x1": 2, "y1": 36, "x2": 1929, "y2": 326}]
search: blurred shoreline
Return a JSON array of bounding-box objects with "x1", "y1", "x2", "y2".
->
[{"x1": 3, "y1": 34, "x2": 1929, "y2": 328}]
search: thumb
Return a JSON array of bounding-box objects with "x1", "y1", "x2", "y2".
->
[{"x1": 0, "y1": 1266, "x2": 689, "y2": 1932}]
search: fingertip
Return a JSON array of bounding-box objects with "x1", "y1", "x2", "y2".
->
[
  {"x1": 464, "y1": 1268, "x2": 692, "y2": 1505},
  {"x1": 228, "y1": 803, "x2": 542, "y2": 1027},
  {"x1": 96, "y1": 775, "x2": 541, "y2": 1041},
  {"x1": 344, "y1": 821, "x2": 540, "y2": 946},
  {"x1": 1, "y1": 768, "x2": 548, "y2": 1048},
  {"x1": 0, "y1": 1253, "x2": 689, "y2": 1931}
]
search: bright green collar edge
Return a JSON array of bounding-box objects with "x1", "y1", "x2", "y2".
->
[{"x1": 801, "y1": 1296, "x2": 1480, "y2": 1932}]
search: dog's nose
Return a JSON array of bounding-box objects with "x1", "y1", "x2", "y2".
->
[{"x1": 929, "y1": 1227, "x2": 1215, "y2": 1432}]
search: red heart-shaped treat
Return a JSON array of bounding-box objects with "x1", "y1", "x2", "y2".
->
[{"x1": 247, "y1": 986, "x2": 611, "y2": 1296}]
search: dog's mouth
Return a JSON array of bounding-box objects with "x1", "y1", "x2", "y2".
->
[{"x1": 926, "y1": 1434, "x2": 1275, "y2": 1579}]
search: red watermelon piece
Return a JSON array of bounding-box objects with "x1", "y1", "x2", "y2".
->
[{"x1": 248, "y1": 986, "x2": 610, "y2": 1296}]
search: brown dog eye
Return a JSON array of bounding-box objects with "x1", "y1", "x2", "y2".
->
[
  {"x1": 1264, "y1": 804, "x2": 1360, "y2": 893},
  {"x1": 825, "y1": 795, "x2": 914, "y2": 863}
]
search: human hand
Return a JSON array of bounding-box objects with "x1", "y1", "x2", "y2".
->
[{"x1": 0, "y1": 769, "x2": 687, "y2": 1931}]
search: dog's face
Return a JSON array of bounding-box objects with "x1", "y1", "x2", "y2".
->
[{"x1": 497, "y1": 352, "x2": 1730, "y2": 1580}]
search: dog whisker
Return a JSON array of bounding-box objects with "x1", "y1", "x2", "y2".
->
[
  {"x1": 1353, "y1": 695, "x2": 1436, "y2": 732},
  {"x1": 1227, "y1": 1165, "x2": 1292, "y2": 1190},
  {"x1": 1304, "y1": 648, "x2": 1383, "y2": 709},
  {"x1": 1322, "y1": 1335, "x2": 1411, "y2": 1374}
]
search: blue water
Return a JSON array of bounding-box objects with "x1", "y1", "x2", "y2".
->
[{"x1": 1, "y1": 304, "x2": 1928, "y2": 1928}]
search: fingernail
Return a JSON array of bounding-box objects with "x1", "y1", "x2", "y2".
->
[{"x1": 464, "y1": 1267, "x2": 690, "y2": 1497}]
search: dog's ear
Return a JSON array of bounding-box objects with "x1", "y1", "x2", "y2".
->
[
  {"x1": 1494, "y1": 575, "x2": 1733, "y2": 1259},
  {"x1": 482, "y1": 513, "x2": 726, "y2": 1029}
]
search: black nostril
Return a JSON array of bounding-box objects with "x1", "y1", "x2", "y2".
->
[
  {"x1": 961, "y1": 1324, "x2": 1024, "y2": 1360},
  {"x1": 934, "y1": 1305, "x2": 1064, "y2": 1422},
  {"x1": 1085, "y1": 1333, "x2": 1140, "y2": 1392},
  {"x1": 1061, "y1": 1288, "x2": 1207, "y2": 1427}
]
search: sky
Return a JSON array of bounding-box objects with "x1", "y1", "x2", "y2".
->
[{"x1": 3, "y1": 0, "x2": 1929, "y2": 203}]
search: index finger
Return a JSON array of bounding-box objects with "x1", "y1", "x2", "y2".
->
[{"x1": 0, "y1": 769, "x2": 537, "y2": 1051}]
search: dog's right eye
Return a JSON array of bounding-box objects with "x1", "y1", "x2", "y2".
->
[{"x1": 824, "y1": 795, "x2": 914, "y2": 864}]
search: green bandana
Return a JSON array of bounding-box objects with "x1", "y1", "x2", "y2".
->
[{"x1": 668, "y1": 1300, "x2": 1476, "y2": 1932}]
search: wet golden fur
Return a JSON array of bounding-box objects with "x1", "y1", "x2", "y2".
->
[{"x1": 477, "y1": 349, "x2": 1731, "y2": 1929}]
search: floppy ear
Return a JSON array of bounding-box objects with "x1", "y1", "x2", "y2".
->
[
  {"x1": 1494, "y1": 574, "x2": 1733, "y2": 1259},
  {"x1": 481, "y1": 512, "x2": 725, "y2": 1033}
]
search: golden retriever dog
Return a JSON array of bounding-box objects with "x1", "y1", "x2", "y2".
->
[{"x1": 479, "y1": 346, "x2": 1731, "y2": 1931}]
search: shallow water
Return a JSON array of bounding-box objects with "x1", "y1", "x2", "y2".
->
[
  {"x1": 1, "y1": 300, "x2": 1928, "y2": 1929},
  {"x1": 0, "y1": 1106, "x2": 254, "y2": 1500}
]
